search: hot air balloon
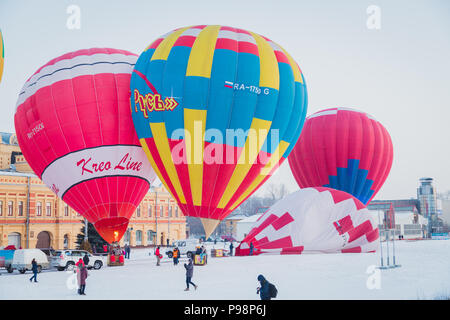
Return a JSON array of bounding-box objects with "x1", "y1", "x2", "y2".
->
[
  {"x1": 130, "y1": 25, "x2": 308, "y2": 238},
  {"x1": 0, "y1": 29, "x2": 4, "y2": 83},
  {"x1": 236, "y1": 187, "x2": 379, "y2": 255},
  {"x1": 288, "y1": 108, "x2": 393, "y2": 205},
  {"x1": 14, "y1": 48, "x2": 157, "y2": 243}
]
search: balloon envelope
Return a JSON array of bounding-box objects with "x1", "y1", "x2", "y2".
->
[
  {"x1": 236, "y1": 187, "x2": 379, "y2": 255},
  {"x1": 288, "y1": 108, "x2": 393, "y2": 205},
  {"x1": 14, "y1": 48, "x2": 156, "y2": 243},
  {"x1": 130, "y1": 25, "x2": 308, "y2": 237}
]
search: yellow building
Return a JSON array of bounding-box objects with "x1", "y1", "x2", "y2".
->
[{"x1": 0, "y1": 132, "x2": 186, "y2": 250}]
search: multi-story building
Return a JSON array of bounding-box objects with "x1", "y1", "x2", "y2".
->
[
  {"x1": 417, "y1": 177, "x2": 438, "y2": 218},
  {"x1": 0, "y1": 132, "x2": 186, "y2": 250}
]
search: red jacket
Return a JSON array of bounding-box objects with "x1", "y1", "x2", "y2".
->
[{"x1": 155, "y1": 248, "x2": 160, "y2": 256}]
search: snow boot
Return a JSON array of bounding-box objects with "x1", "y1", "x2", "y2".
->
[
  {"x1": 184, "y1": 288, "x2": 189, "y2": 291},
  {"x1": 194, "y1": 285, "x2": 198, "y2": 290}
]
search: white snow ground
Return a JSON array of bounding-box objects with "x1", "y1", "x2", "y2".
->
[{"x1": 1, "y1": 239, "x2": 449, "y2": 300}]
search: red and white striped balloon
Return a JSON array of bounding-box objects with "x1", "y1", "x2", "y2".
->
[{"x1": 14, "y1": 48, "x2": 156, "y2": 243}]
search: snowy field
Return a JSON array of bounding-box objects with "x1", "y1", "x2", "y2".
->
[{"x1": 1, "y1": 239, "x2": 449, "y2": 300}]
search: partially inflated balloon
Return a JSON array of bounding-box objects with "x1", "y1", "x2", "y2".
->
[
  {"x1": 236, "y1": 187, "x2": 379, "y2": 255},
  {"x1": 131, "y1": 25, "x2": 308, "y2": 238},
  {"x1": 0, "y1": 29, "x2": 4, "y2": 83},
  {"x1": 14, "y1": 48, "x2": 156, "y2": 243},
  {"x1": 288, "y1": 108, "x2": 393, "y2": 205}
]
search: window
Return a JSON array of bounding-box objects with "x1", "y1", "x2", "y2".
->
[
  {"x1": 136, "y1": 230, "x2": 142, "y2": 245},
  {"x1": 8, "y1": 201, "x2": 13, "y2": 216},
  {"x1": 46, "y1": 202, "x2": 52, "y2": 216},
  {"x1": 64, "y1": 205, "x2": 69, "y2": 217},
  {"x1": 175, "y1": 206, "x2": 178, "y2": 217},
  {"x1": 169, "y1": 206, "x2": 172, "y2": 218},
  {"x1": 18, "y1": 201, "x2": 23, "y2": 216},
  {"x1": 0, "y1": 201, "x2": 2, "y2": 216},
  {"x1": 148, "y1": 205, "x2": 152, "y2": 217},
  {"x1": 137, "y1": 205, "x2": 141, "y2": 217},
  {"x1": 37, "y1": 202, "x2": 44, "y2": 216},
  {"x1": 160, "y1": 205, "x2": 163, "y2": 217}
]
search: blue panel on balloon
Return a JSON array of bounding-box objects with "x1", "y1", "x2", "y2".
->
[{"x1": 324, "y1": 159, "x2": 375, "y2": 205}]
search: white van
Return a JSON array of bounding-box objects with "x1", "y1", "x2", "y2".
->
[
  {"x1": 11, "y1": 249, "x2": 50, "y2": 274},
  {"x1": 166, "y1": 239, "x2": 200, "y2": 258}
]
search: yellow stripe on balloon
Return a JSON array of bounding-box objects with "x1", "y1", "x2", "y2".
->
[
  {"x1": 186, "y1": 25, "x2": 221, "y2": 78},
  {"x1": 228, "y1": 140, "x2": 290, "y2": 212},
  {"x1": 217, "y1": 117, "x2": 272, "y2": 209},
  {"x1": 249, "y1": 32, "x2": 279, "y2": 90},
  {"x1": 184, "y1": 108, "x2": 207, "y2": 206},
  {"x1": 277, "y1": 44, "x2": 303, "y2": 84},
  {"x1": 139, "y1": 138, "x2": 178, "y2": 202},
  {"x1": 149, "y1": 123, "x2": 186, "y2": 204},
  {"x1": 150, "y1": 27, "x2": 191, "y2": 61}
]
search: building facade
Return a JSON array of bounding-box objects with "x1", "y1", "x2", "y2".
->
[{"x1": 0, "y1": 132, "x2": 186, "y2": 250}]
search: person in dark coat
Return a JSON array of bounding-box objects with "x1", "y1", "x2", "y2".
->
[
  {"x1": 249, "y1": 242, "x2": 254, "y2": 256},
  {"x1": 83, "y1": 253, "x2": 90, "y2": 267},
  {"x1": 184, "y1": 258, "x2": 197, "y2": 291},
  {"x1": 29, "y1": 258, "x2": 38, "y2": 283},
  {"x1": 229, "y1": 242, "x2": 234, "y2": 256},
  {"x1": 256, "y1": 274, "x2": 271, "y2": 300},
  {"x1": 77, "y1": 264, "x2": 89, "y2": 295}
]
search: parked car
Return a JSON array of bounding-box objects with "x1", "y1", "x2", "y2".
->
[
  {"x1": 166, "y1": 239, "x2": 199, "y2": 259},
  {"x1": 50, "y1": 249, "x2": 106, "y2": 271},
  {"x1": 0, "y1": 249, "x2": 16, "y2": 273},
  {"x1": 10, "y1": 249, "x2": 50, "y2": 274}
]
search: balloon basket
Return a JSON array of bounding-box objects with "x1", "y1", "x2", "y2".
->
[
  {"x1": 193, "y1": 254, "x2": 207, "y2": 266},
  {"x1": 211, "y1": 249, "x2": 225, "y2": 257},
  {"x1": 107, "y1": 254, "x2": 125, "y2": 267}
]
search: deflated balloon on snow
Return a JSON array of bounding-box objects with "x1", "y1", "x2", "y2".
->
[
  {"x1": 130, "y1": 25, "x2": 308, "y2": 238},
  {"x1": 236, "y1": 187, "x2": 379, "y2": 255},
  {"x1": 14, "y1": 48, "x2": 157, "y2": 243}
]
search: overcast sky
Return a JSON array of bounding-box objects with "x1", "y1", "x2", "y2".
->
[{"x1": 0, "y1": 0, "x2": 449, "y2": 201}]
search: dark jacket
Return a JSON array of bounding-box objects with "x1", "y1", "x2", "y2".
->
[
  {"x1": 257, "y1": 275, "x2": 271, "y2": 300},
  {"x1": 79, "y1": 266, "x2": 88, "y2": 285},
  {"x1": 31, "y1": 260, "x2": 38, "y2": 273},
  {"x1": 184, "y1": 260, "x2": 194, "y2": 277},
  {"x1": 83, "y1": 254, "x2": 89, "y2": 266}
]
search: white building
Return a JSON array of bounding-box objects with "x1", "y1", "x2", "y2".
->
[
  {"x1": 367, "y1": 209, "x2": 428, "y2": 239},
  {"x1": 235, "y1": 214, "x2": 263, "y2": 241}
]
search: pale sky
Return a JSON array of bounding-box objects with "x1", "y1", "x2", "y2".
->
[{"x1": 0, "y1": 0, "x2": 449, "y2": 201}]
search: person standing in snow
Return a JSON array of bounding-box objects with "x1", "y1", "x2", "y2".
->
[
  {"x1": 126, "y1": 244, "x2": 131, "y2": 259},
  {"x1": 155, "y1": 246, "x2": 161, "y2": 266},
  {"x1": 184, "y1": 258, "x2": 197, "y2": 291},
  {"x1": 29, "y1": 258, "x2": 38, "y2": 283},
  {"x1": 249, "y1": 242, "x2": 254, "y2": 256},
  {"x1": 229, "y1": 242, "x2": 234, "y2": 256},
  {"x1": 173, "y1": 247, "x2": 179, "y2": 265},
  {"x1": 76, "y1": 263, "x2": 88, "y2": 295},
  {"x1": 256, "y1": 275, "x2": 272, "y2": 300}
]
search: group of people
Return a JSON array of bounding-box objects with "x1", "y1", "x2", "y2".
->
[{"x1": 25, "y1": 240, "x2": 275, "y2": 299}]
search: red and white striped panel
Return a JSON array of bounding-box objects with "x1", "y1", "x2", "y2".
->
[{"x1": 237, "y1": 187, "x2": 379, "y2": 255}]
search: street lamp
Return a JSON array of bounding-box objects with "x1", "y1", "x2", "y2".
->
[{"x1": 154, "y1": 189, "x2": 158, "y2": 245}]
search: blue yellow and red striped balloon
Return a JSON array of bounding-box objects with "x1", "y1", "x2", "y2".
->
[{"x1": 130, "y1": 25, "x2": 308, "y2": 237}]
